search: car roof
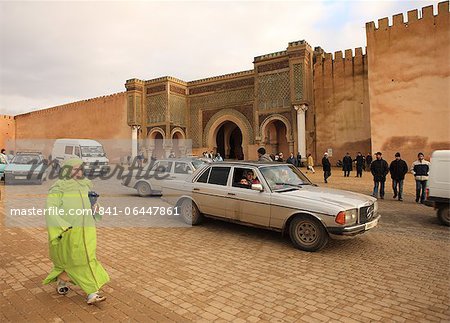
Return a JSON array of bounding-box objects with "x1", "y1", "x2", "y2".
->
[
  {"x1": 205, "y1": 161, "x2": 287, "y2": 168},
  {"x1": 16, "y1": 151, "x2": 42, "y2": 155},
  {"x1": 54, "y1": 139, "x2": 102, "y2": 146},
  {"x1": 155, "y1": 158, "x2": 208, "y2": 162}
]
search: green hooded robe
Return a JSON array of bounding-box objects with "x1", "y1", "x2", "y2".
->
[{"x1": 42, "y1": 158, "x2": 109, "y2": 294}]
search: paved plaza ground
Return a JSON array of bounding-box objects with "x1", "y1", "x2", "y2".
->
[{"x1": 0, "y1": 167, "x2": 449, "y2": 322}]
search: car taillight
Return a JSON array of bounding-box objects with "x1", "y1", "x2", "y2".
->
[
  {"x1": 426, "y1": 188, "x2": 429, "y2": 199},
  {"x1": 335, "y1": 211, "x2": 346, "y2": 225}
]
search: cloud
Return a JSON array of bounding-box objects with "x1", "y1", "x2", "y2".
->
[{"x1": 0, "y1": 0, "x2": 442, "y2": 115}]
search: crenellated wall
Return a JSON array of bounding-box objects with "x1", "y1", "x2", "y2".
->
[
  {"x1": 0, "y1": 115, "x2": 15, "y2": 151},
  {"x1": 314, "y1": 47, "x2": 371, "y2": 163},
  {"x1": 366, "y1": 1, "x2": 450, "y2": 163}
]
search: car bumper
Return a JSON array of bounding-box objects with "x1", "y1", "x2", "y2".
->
[
  {"x1": 328, "y1": 214, "x2": 381, "y2": 237},
  {"x1": 4, "y1": 173, "x2": 44, "y2": 184}
]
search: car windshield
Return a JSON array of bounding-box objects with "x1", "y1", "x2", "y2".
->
[
  {"x1": 260, "y1": 164, "x2": 312, "y2": 191},
  {"x1": 12, "y1": 155, "x2": 42, "y2": 165},
  {"x1": 81, "y1": 146, "x2": 105, "y2": 157},
  {"x1": 192, "y1": 159, "x2": 206, "y2": 170}
]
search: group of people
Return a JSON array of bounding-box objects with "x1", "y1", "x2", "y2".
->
[
  {"x1": 256, "y1": 148, "x2": 316, "y2": 173},
  {"x1": 322, "y1": 151, "x2": 431, "y2": 203},
  {"x1": 202, "y1": 151, "x2": 223, "y2": 162}
]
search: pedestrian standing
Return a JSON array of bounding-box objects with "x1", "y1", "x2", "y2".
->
[
  {"x1": 0, "y1": 149, "x2": 7, "y2": 164},
  {"x1": 286, "y1": 153, "x2": 296, "y2": 165},
  {"x1": 342, "y1": 153, "x2": 353, "y2": 177},
  {"x1": 296, "y1": 153, "x2": 302, "y2": 167},
  {"x1": 307, "y1": 153, "x2": 315, "y2": 173},
  {"x1": 257, "y1": 147, "x2": 273, "y2": 162},
  {"x1": 366, "y1": 153, "x2": 373, "y2": 171},
  {"x1": 214, "y1": 153, "x2": 223, "y2": 162},
  {"x1": 278, "y1": 152, "x2": 284, "y2": 162},
  {"x1": 389, "y1": 152, "x2": 408, "y2": 201},
  {"x1": 322, "y1": 152, "x2": 331, "y2": 183},
  {"x1": 354, "y1": 152, "x2": 364, "y2": 177},
  {"x1": 370, "y1": 152, "x2": 389, "y2": 199},
  {"x1": 411, "y1": 152, "x2": 431, "y2": 204}
]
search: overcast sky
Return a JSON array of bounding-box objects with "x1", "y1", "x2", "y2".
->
[{"x1": 0, "y1": 0, "x2": 441, "y2": 115}]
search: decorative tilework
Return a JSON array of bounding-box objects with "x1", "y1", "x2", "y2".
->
[
  {"x1": 257, "y1": 71, "x2": 290, "y2": 110},
  {"x1": 169, "y1": 95, "x2": 187, "y2": 126},
  {"x1": 294, "y1": 63, "x2": 304, "y2": 101},
  {"x1": 147, "y1": 94, "x2": 167, "y2": 124}
]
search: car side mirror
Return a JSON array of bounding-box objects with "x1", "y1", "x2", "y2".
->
[{"x1": 251, "y1": 183, "x2": 263, "y2": 192}]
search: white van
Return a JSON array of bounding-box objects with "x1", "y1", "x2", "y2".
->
[
  {"x1": 51, "y1": 139, "x2": 110, "y2": 174},
  {"x1": 426, "y1": 150, "x2": 450, "y2": 226}
]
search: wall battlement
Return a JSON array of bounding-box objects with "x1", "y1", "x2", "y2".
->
[
  {"x1": 366, "y1": 1, "x2": 448, "y2": 31},
  {"x1": 315, "y1": 47, "x2": 367, "y2": 75},
  {"x1": 15, "y1": 92, "x2": 126, "y2": 118},
  {"x1": 188, "y1": 70, "x2": 254, "y2": 85}
]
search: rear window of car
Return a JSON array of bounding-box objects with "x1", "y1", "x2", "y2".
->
[
  {"x1": 196, "y1": 168, "x2": 210, "y2": 183},
  {"x1": 208, "y1": 167, "x2": 230, "y2": 186}
]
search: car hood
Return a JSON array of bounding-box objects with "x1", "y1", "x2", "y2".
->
[{"x1": 280, "y1": 186, "x2": 375, "y2": 210}]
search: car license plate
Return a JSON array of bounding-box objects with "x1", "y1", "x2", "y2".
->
[
  {"x1": 15, "y1": 176, "x2": 27, "y2": 180},
  {"x1": 365, "y1": 219, "x2": 378, "y2": 230}
]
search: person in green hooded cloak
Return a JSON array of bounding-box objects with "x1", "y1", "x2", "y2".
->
[{"x1": 43, "y1": 158, "x2": 110, "y2": 304}]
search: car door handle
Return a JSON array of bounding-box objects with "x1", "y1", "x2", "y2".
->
[
  {"x1": 228, "y1": 192, "x2": 236, "y2": 196},
  {"x1": 193, "y1": 188, "x2": 200, "y2": 191}
]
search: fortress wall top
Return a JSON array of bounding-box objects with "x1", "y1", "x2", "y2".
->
[
  {"x1": 366, "y1": 1, "x2": 448, "y2": 31},
  {"x1": 15, "y1": 92, "x2": 126, "y2": 118}
]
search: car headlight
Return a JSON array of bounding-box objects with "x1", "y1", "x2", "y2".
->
[
  {"x1": 335, "y1": 208, "x2": 358, "y2": 225},
  {"x1": 373, "y1": 201, "x2": 378, "y2": 214}
]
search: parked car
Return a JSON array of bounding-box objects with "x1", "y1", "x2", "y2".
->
[
  {"x1": 51, "y1": 139, "x2": 110, "y2": 174},
  {"x1": 425, "y1": 150, "x2": 450, "y2": 226},
  {"x1": 4, "y1": 152, "x2": 48, "y2": 185},
  {"x1": 162, "y1": 161, "x2": 380, "y2": 252},
  {"x1": 122, "y1": 158, "x2": 210, "y2": 196}
]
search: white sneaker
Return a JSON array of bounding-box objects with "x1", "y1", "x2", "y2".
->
[{"x1": 87, "y1": 292, "x2": 106, "y2": 305}]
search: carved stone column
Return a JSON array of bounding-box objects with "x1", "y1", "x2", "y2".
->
[
  {"x1": 294, "y1": 104, "x2": 308, "y2": 159},
  {"x1": 131, "y1": 125, "x2": 140, "y2": 159}
]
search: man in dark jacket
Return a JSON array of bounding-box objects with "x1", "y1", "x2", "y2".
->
[
  {"x1": 370, "y1": 151, "x2": 389, "y2": 199},
  {"x1": 286, "y1": 153, "x2": 296, "y2": 166},
  {"x1": 354, "y1": 152, "x2": 365, "y2": 178},
  {"x1": 342, "y1": 153, "x2": 353, "y2": 177},
  {"x1": 389, "y1": 152, "x2": 408, "y2": 201},
  {"x1": 322, "y1": 152, "x2": 331, "y2": 183}
]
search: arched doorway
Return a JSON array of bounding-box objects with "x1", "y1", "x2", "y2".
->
[
  {"x1": 260, "y1": 115, "x2": 292, "y2": 157},
  {"x1": 172, "y1": 131, "x2": 183, "y2": 157},
  {"x1": 216, "y1": 121, "x2": 244, "y2": 160},
  {"x1": 148, "y1": 127, "x2": 165, "y2": 159}
]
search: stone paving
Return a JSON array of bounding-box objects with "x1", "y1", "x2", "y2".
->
[{"x1": 0, "y1": 168, "x2": 449, "y2": 322}]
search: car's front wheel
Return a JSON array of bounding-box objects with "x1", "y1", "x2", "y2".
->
[
  {"x1": 136, "y1": 182, "x2": 152, "y2": 197},
  {"x1": 437, "y1": 205, "x2": 450, "y2": 226},
  {"x1": 179, "y1": 199, "x2": 202, "y2": 225},
  {"x1": 289, "y1": 215, "x2": 329, "y2": 252}
]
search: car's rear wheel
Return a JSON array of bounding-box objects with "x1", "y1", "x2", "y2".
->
[
  {"x1": 437, "y1": 205, "x2": 450, "y2": 226},
  {"x1": 136, "y1": 182, "x2": 152, "y2": 197},
  {"x1": 179, "y1": 199, "x2": 202, "y2": 225},
  {"x1": 289, "y1": 215, "x2": 329, "y2": 252}
]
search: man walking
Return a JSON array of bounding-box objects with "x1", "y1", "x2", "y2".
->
[
  {"x1": 307, "y1": 153, "x2": 315, "y2": 173},
  {"x1": 322, "y1": 152, "x2": 331, "y2": 183},
  {"x1": 370, "y1": 152, "x2": 389, "y2": 199},
  {"x1": 354, "y1": 152, "x2": 364, "y2": 178},
  {"x1": 411, "y1": 152, "x2": 431, "y2": 204},
  {"x1": 389, "y1": 152, "x2": 408, "y2": 201},
  {"x1": 342, "y1": 152, "x2": 353, "y2": 177}
]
